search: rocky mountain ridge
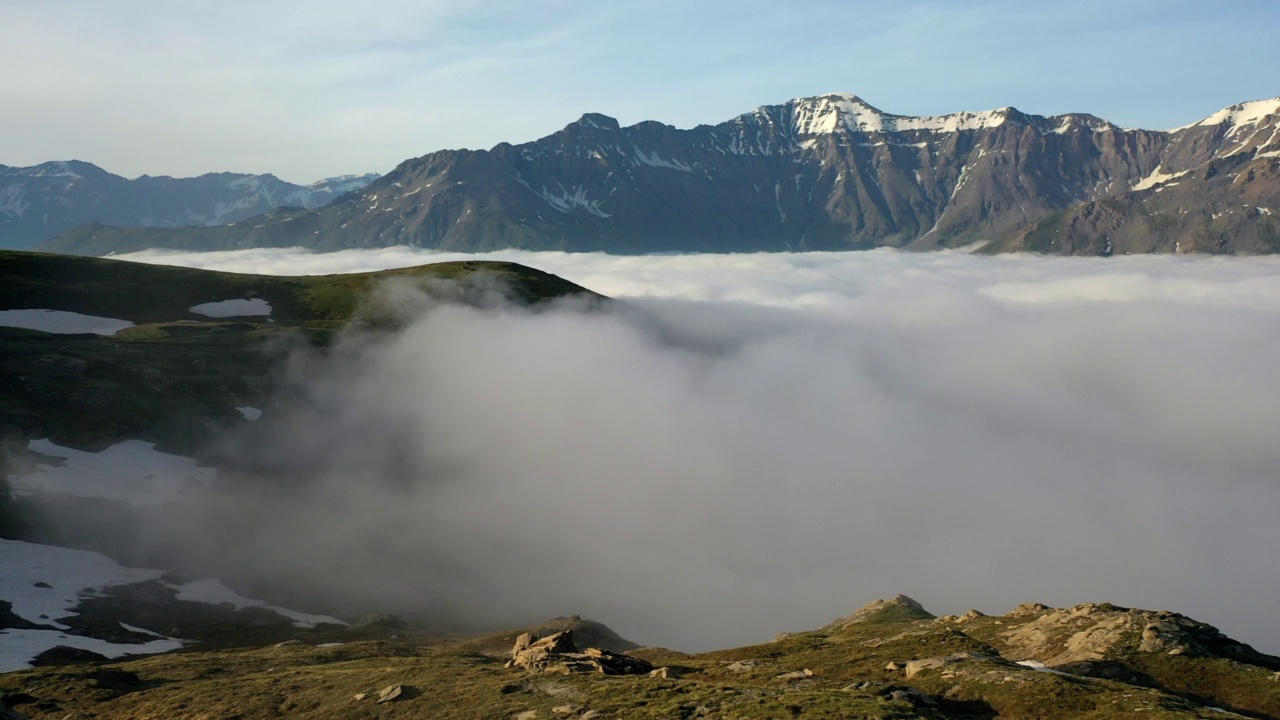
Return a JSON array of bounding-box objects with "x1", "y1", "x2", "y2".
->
[
  {"x1": 40, "y1": 93, "x2": 1280, "y2": 256},
  {"x1": 0, "y1": 161, "x2": 379, "y2": 249}
]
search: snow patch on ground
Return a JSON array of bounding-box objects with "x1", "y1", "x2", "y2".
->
[
  {"x1": 164, "y1": 579, "x2": 346, "y2": 628},
  {"x1": 0, "y1": 309, "x2": 134, "y2": 335},
  {"x1": 0, "y1": 539, "x2": 166, "y2": 630},
  {"x1": 0, "y1": 629, "x2": 183, "y2": 673},
  {"x1": 189, "y1": 298, "x2": 272, "y2": 317},
  {"x1": 9, "y1": 439, "x2": 215, "y2": 507},
  {"x1": 236, "y1": 406, "x2": 263, "y2": 421},
  {"x1": 1016, "y1": 660, "x2": 1069, "y2": 675}
]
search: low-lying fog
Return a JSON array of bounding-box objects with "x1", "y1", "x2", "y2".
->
[{"x1": 119, "y1": 248, "x2": 1280, "y2": 653}]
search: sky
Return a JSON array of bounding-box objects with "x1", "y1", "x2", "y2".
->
[
  {"x1": 2, "y1": 0, "x2": 1278, "y2": 183},
  {"x1": 106, "y1": 247, "x2": 1280, "y2": 655}
]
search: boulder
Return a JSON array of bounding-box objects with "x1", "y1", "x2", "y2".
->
[
  {"x1": 507, "y1": 631, "x2": 653, "y2": 676},
  {"x1": 904, "y1": 653, "x2": 992, "y2": 679}
]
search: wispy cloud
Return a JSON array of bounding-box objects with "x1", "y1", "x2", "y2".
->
[{"x1": 2, "y1": 1, "x2": 1276, "y2": 181}]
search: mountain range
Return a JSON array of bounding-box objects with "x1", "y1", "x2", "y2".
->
[
  {"x1": 36, "y1": 93, "x2": 1280, "y2": 256},
  {"x1": 0, "y1": 161, "x2": 379, "y2": 250}
]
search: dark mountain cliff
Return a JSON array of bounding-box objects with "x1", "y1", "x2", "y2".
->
[
  {"x1": 39, "y1": 94, "x2": 1280, "y2": 256},
  {"x1": 0, "y1": 161, "x2": 378, "y2": 249}
]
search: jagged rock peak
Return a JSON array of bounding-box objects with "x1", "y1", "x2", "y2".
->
[
  {"x1": 829, "y1": 594, "x2": 936, "y2": 628},
  {"x1": 569, "y1": 112, "x2": 621, "y2": 131}
]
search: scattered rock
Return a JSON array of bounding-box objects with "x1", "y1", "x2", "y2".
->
[
  {"x1": 884, "y1": 688, "x2": 935, "y2": 706},
  {"x1": 726, "y1": 660, "x2": 756, "y2": 673},
  {"x1": 30, "y1": 646, "x2": 108, "y2": 667},
  {"x1": 906, "y1": 687, "x2": 935, "y2": 705},
  {"x1": 375, "y1": 684, "x2": 417, "y2": 704},
  {"x1": 904, "y1": 653, "x2": 991, "y2": 679},
  {"x1": 841, "y1": 681, "x2": 886, "y2": 692},
  {"x1": 884, "y1": 661, "x2": 903, "y2": 672},
  {"x1": 513, "y1": 711, "x2": 538, "y2": 720},
  {"x1": 352, "y1": 693, "x2": 367, "y2": 701},
  {"x1": 649, "y1": 667, "x2": 680, "y2": 679},
  {"x1": 552, "y1": 705, "x2": 579, "y2": 715},
  {"x1": 775, "y1": 668, "x2": 815, "y2": 680}
]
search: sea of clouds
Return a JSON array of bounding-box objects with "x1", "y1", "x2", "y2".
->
[{"x1": 115, "y1": 248, "x2": 1280, "y2": 653}]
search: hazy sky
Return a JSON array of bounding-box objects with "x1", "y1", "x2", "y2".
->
[
  {"x1": 2, "y1": 0, "x2": 1277, "y2": 183},
  {"x1": 116, "y1": 248, "x2": 1280, "y2": 654}
]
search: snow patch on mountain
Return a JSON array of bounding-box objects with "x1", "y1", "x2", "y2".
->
[
  {"x1": 1178, "y1": 98, "x2": 1280, "y2": 133},
  {"x1": 790, "y1": 93, "x2": 1010, "y2": 135},
  {"x1": 634, "y1": 148, "x2": 693, "y2": 172},
  {"x1": 10, "y1": 439, "x2": 215, "y2": 507},
  {"x1": 1132, "y1": 167, "x2": 1192, "y2": 192}
]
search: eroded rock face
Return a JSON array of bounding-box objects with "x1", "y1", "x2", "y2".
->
[{"x1": 505, "y1": 630, "x2": 654, "y2": 676}]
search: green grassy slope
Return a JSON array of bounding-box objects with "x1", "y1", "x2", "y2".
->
[{"x1": 0, "y1": 251, "x2": 601, "y2": 452}]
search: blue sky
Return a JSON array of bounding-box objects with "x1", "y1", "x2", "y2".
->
[{"x1": 2, "y1": 0, "x2": 1277, "y2": 183}]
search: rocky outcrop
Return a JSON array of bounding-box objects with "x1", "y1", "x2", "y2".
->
[
  {"x1": 827, "y1": 595, "x2": 935, "y2": 629},
  {"x1": 996, "y1": 602, "x2": 1274, "y2": 668},
  {"x1": 505, "y1": 630, "x2": 654, "y2": 676}
]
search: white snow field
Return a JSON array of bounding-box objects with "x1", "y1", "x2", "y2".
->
[
  {"x1": 164, "y1": 579, "x2": 345, "y2": 628},
  {"x1": 10, "y1": 439, "x2": 216, "y2": 507},
  {"x1": 0, "y1": 309, "x2": 134, "y2": 335},
  {"x1": 0, "y1": 540, "x2": 345, "y2": 672},
  {"x1": 236, "y1": 406, "x2": 264, "y2": 421},
  {"x1": 0, "y1": 539, "x2": 182, "y2": 672},
  {"x1": 188, "y1": 298, "x2": 272, "y2": 317}
]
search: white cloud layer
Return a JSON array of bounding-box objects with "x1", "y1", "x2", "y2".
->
[{"x1": 115, "y1": 249, "x2": 1280, "y2": 654}]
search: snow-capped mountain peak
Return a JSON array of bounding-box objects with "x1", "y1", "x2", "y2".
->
[
  {"x1": 1174, "y1": 97, "x2": 1280, "y2": 134},
  {"x1": 787, "y1": 93, "x2": 1010, "y2": 135}
]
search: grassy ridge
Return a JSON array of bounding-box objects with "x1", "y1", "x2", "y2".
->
[
  {"x1": 0, "y1": 251, "x2": 601, "y2": 451},
  {"x1": 3, "y1": 603, "x2": 1276, "y2": 719}
]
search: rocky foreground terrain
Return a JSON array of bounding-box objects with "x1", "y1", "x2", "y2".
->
[
  {"x1": 40, "y1": 94, "x2": 1280, "y2": 256},
  {"x1": 1, "y1": 596, "x2": 1277, "y2": 719}
]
